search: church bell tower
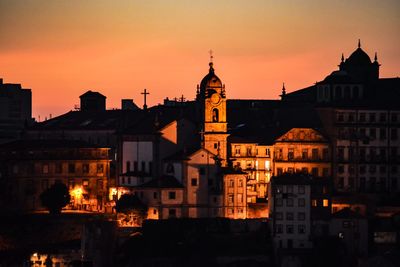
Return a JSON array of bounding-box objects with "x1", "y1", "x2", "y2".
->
[{"x1": 196, "y1": 60, "x2": 228, "y2": 166}]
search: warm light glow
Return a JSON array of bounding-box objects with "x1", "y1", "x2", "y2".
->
[
  {"x1": 70, "y1": 187, "x2": 83, "y2": 198},
  {"x1": 109, "y1": 187, "x2": 117, "y2": 201}
]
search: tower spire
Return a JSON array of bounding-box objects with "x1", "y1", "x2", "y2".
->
[
  {"x1": 341, "y1": 53, "x2": 344, "y2": 63},
  {"x1": 281, "y1": 83, "x2": 286, "y2": 97},
  {"x1": 374, "y1": 52, "x2": 378, "y2": 62},
  {"x1": 358, "y1": 39, "x2": 361, "y2": 48},
  {"x1": 208, "y1": 49, "x2": 214, "y2": 73}
]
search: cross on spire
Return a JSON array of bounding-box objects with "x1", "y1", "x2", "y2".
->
[
  {"x1": 141, "y1": 89, "x2": 150, "y2": 110},
  {"x1": 209, "y1": 49, "x2": 214, "y2": 63}
]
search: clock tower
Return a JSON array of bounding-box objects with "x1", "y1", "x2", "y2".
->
[{"x1": 196, "y1": 62, "x2": 228, "y2": 166}]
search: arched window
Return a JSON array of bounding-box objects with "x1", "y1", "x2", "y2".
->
[
  {"x1": 344, "y1": 86, "x2": 351, "y2": 99},
  {"x1": 353, "y1": 86, "x2": 359, "y2": 99},
  {"x1": 335, "y1": 86, "x2": 342, "y2": 100},
  {"x1": 212, "y1": 108, "x2": 219, "y2": 122}
]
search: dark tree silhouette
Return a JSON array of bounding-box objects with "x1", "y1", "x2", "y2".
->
[
  {"x1": 40, "y1": 182, "x2": 71, "y2": 214},
  {"x1": 116, "y1": 194, "x2": 148, "y2": 226}
]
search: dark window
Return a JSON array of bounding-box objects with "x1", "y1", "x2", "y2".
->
[
  {"x1": 286, "y1": 212, "x2": 294, "y2": 220},
  {"x1": 322, "y1": 148, "x2": 329, "y2": 160},
  {"x1": 286, "y1": 225, "x2": 294, "y2": 234},
  {"x1": 168, "y1": 191, "x2": 176, "y2": 199},
  {"x1": 298, "y1": 212, "x2": 305, "y2": 221},
  {"x1": 191, "y1": 178, "x2": 198, "y2": 186},
  {"x1": 134, "y1": 161, "x2": 138, "y2": 171},
  {"x1": 379, "y1": 113, "x2": 386, "y2": 122},
  {"x1": 82, "y1": 164, "x2": 89, "y2": 174},
  {"x1": 380, "y1": 128, "x2": 386, "y2": 140},
  {"x1": 141, "y1": 161, "x2": 146, "y2": 172},
  {"x1": 391, "y1": 128, "x2": 398, "y2": 140},
  {"x1": 312, "y1": 149, "x2": 319, "y2": 160},
  {"x1": 288, "y1": 148, "x2": 294, "y2": 160},
  {"x1": 199, "y1": 167, "x2": 205, "y2": 175},
  {"x1": 126, "y1": 161, "x2": 131, "y2": 172},
  {"x1": 55, "y1": 163, "x2": 63, "y2": 174},
  {"x1": 168, "y1": 209, "x2": 176, "y2": 217},
  {"x1": 148, "y1": 162, "x2": 153, "y2": 175},
  {"x1": 298, "y1": 225, "x2": 306, "y2": 234},
  {"x1": 153, "y1": 192, "x2": 158, "y2": 199},
  {"x1": 298, "y1": 186, "x2": 305, "y2": 194},
  {"x1": 68, "y1": 163, "x2": 75, "y2": 173},
  {"x1": 360, "y1": 113, "x2": 366, "y2": 122},
  {"x1": 391, "y1": 113, "x2": 397, "y2": 122},
  {"x1": 312, "y1": 168, "x2": 318, "y2": 177},
  {"x1": 212, "y1": 108, "x2": 219, "y2": 122},
  {"x1": 370, "y1": 128, "x2": 376, "y2": 139},
  {"x1": 166, "y1": 163, "x2": 174, "y2": 174},
  {"x1": 302, "y1": 149, "x2": 308, "y2": 160},
  {"x1": 97, "y1": 164, "x2": 104, "y2": 173},
  {"x1": 369, "y1": 113, "x2": 376, "y2": 122},
  {"x1": 277, "y1": 168, "x2": 283, "y2": 175}
]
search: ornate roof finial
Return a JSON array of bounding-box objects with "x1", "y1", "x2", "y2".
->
[
  {"x1": 208, "y1": 49, "x2": 214, "y2": 73},
  {"x1": 374, "y1": 52, "x2": 378, "y2": 62},
  {"x1": 358, "y1": 39, "x2": 361, "y2": 48},
  {"x1": 341, "y1": 53, "x2": 344, "y2": 63},
  {"x1": 282, "y1": 82, "x2": 286, "y2": 96}
]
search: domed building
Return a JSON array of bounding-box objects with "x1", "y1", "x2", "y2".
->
[{"x1": 339, "y1": 40, "x2": 380, "y2": 83}]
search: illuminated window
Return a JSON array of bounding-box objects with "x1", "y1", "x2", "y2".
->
[
  {"x1": 238, "y1": 179, "x2": 243, "y2": 187},
  {"x1": 312, "y1": 199, "x2": 318, "y2": 207},
  {"x1": 302, "y1": 149, "x2": 308, "y2": 160},
  {"x1": 229, "y1": 179, "x2": 234, "y2": 187},
  {"x1": 228, "y1": 194, "x2": 234, "y2": 204},
  {"x1": 83, "y1": 179, "x2": 89, "y2": 187},
  {"x1": 237, "y1": 194, "x2": 243, "y2": 203},
  {"x1": 323, "y1": 199, "x2": 329, "y2": 207}
]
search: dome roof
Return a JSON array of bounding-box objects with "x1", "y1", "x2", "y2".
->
[
  {"x1": 322, "y1": 70, "x2": 353, "y2": 83},
  {"x1": 345, "y1": 47, "x2": 372, "y2": 66},
  {"x1": 200, "y1": 63, "x2": 222, "y2": 91}
]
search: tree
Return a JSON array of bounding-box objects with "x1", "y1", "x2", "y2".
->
[
  {"x1": 40, "y1": 182, "x2": 71, "y2": 214},
  {"x1": 116, "y1": 194, "x2": 148, "y2": 227}
]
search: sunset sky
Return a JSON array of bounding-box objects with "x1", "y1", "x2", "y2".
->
[{"x1": 1, "y1": 0, "x2": 399, "y2": 119}]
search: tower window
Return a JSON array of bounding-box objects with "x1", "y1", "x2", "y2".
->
[{"x1": 212, "y1": 108, "x2": 219, "y2": 122}]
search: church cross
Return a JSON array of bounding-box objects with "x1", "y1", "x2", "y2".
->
[
  {"x1": 141, "y1": 89, "x2": 149, "y2": 110},
  {"x1": 209, "y1": 49, "x2": 214, "y2": 63}
]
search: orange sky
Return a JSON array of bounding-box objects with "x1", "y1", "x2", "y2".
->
[{"x1": 0, "y1": 0, "x2": 399, "y2": 119}]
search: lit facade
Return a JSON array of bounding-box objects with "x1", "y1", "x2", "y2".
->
[{"x1": 0, "y1": 140, "x2": 110, "y2": 212}]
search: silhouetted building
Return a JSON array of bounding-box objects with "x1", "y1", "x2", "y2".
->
[
  {"x1": 0, "y1": 78, "x2": 33, "y2": 143},
  {"x1": 80, "y1": 90, "x2": 106, "y2": 111}
]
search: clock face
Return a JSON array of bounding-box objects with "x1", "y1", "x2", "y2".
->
[{"x1": 211, "y1": 93, "x2": 221, "y2": 104}]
